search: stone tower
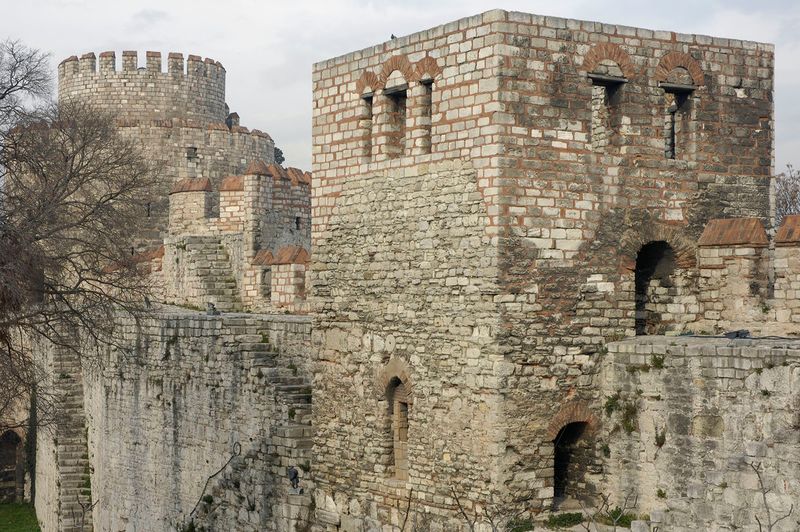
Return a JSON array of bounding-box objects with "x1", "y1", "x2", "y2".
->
[
  {"x1": 58, "y1": 51, "x2": 275, "y2": 249},
  {"x1": 311, "y1": 9, "x2": 773, "y2": 529}
]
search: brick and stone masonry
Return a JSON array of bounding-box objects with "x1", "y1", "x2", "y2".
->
[
  {"x1": 30, "y1": 9, "x2": 800, "y2": 532},
  {"x1": 311, "y1": 8, "x2": 775, "y2": 529}
]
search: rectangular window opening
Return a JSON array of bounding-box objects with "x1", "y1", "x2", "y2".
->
[
  {"x1": 361, "y1": 94, "x2": 373, "y2": 159},
  {"x1": 295, "y1": 216, "x2": 301, "y2": 230},
  {"x1": 260, "y1": 267, "x2": 272, "y2": 299},
  {"x1": 420, "y1": 80, "x2": 433, "y2": 154},
  {"x1": 590, "y1": 82, "x2": 622, "y2": 153},
  {"x1": 664, "y1": 92, "x2": 690, "y2": 159},
  {"x1": 385, "y1": 88, "x2": 407, "y2": 159}
]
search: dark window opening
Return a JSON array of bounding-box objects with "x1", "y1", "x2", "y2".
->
[
  {"x1": 295, "y1": 216, "x2": 301, "y2": 230},
  {"x1": 553, "y1": 422, "x2": 589, "y2": 507},
  {"x1": 186, "y1": 146, "x2": 198, "y2": 160},
  {"x1": 0, "y1": 431, "x2": 23, "y2": 503},
  {"x1": 146, "y1": 202, "x2": 151, "y2": 218},
  {"x1": 589, "y1": 78, "x2": 623, "y2": 153},
  {"x1": 420, "y1": 80, "x2": 433, "y2": 154},
  {"x1": 260, "y1": 267, "x2": 272, "y2": 299},
  {"x1": 387, "y1": 377, "x2": 409, "y2": 480},
  {"x1": 361, "y1": 94, "x2": 373, "y2": 159},
  {"x1": 664, "y1": 91, "x2": 690, "y2": 159},
  {"x1": 385, "y1": 87, "x2": 407, "y2": 159},
  {"x1": 635, "y1": 241, "x2": 676, "y2": 335}
]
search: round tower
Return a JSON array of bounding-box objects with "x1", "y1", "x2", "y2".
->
[
  {"x1": 58, "y1": 51, "x2": 228, "y2": 124},
  {"x1": 56, "y1": 50, "x2": 275, "y2": 251}
]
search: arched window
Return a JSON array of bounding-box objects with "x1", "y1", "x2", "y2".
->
[
  {"x1": 635, "y1": 241, "x2": 677, "y2": 335},
  {"x1": 661, "y1": 67, "x2": 695, "y2": 160},
  {"x1": 0, "y1": 430, "x2": 23, "y2": 503},
  {"x1": 387, "y1": 377, "x2": 410, "y2": 480},
  {"x1": 383, "y1": 70, "x2": 408, "y2": 159},
  {"x1": 587, "y1": 60, "x2": 627, "y2": 153}
]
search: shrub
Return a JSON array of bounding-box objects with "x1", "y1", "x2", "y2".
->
[{"x1": 545, "y1": 513, "x2": 584, "y2": 529}]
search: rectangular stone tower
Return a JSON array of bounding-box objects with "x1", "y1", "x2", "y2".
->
[{"x1": 311, "y1": 9, "x2": 773, "y2": 528}]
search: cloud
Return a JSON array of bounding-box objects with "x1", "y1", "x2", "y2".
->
[{"x1": 1, "y1": 0, "x2": 798, "y2": 170}]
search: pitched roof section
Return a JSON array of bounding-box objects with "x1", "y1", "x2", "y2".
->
[
  {"x1": 251, "y1": 246, "x2": 310, "y2": 266},
  {"x1": 169, "y1": 178, "x2": 212, "y2": 195},
  {"x1": 776, "y1": 215, "x2": 800, "y2": 246},
  {"x1": 273, "y1": 245, "x2": 310, "y2": 265},
  {"x1": 697, "y1": 218, "x2": 768, "y2": 247},
  {"x1": 244, "y1": 159, "x2": 270, "y2": 175},
  {"x1": 252, "y1": 249, "x2": 274, "y2": 266},
  {"x1": 220, "y1": 175, "x2": 244, "y2": 192}
]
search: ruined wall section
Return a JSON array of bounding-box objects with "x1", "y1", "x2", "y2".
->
[
  {"x1": 601, "y1": 337, "x2": 800, "y2": 531},
  {"x1": 82, "y1": 311, "x2": 313, "y2": 532},
  {"x1": 312, "y1": 11, "x2": 512, "y2": 528},
  {"x1": 58, "y1": 51, "x2": 227, "y2": 123},
  {"x1": 489, "y1": 12, "x2": 773, "y2": 507}
]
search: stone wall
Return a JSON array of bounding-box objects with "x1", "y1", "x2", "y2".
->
[
  {"x1": 81, "y1": 310, "x2": 313, "y2": 532},
  {"x1": 600, "y1": 337, "x2": 800, "y2": 531},
  {"x1": 491, "y1": 11, "x2": 773, "y2": 509},
  {"x1": 117, "y1": 121, "x2": 274, "y2": 250},
  {"x1": 34, "y1": 333, "x2": 93, "y2": 532}
]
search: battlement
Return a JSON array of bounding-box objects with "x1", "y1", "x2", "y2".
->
[
  {"x1": 158, "y1": 161, "x2": 311, "y2": 313},
  {"x1": 59, "y1": 51, "x2": 225, "y2": 78},
  {"x1": 58, "y1": 50, "x2": 228, "y2": 124}
]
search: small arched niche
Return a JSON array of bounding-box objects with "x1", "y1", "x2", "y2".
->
[
  {"x1": 386, "y1": 377, "x2": 410, "y2": 481},
  {"x1": 552, "y1": 421, "x2": 591, "y2": 509},
  {"x1": 635, "y1": 241, "x2": 677, "y2": 335},
  {"x1": 588, "y1": 59, "x2": 627, "y2": 153}
]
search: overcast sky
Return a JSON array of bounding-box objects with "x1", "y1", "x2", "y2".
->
[{"x1": 2, "y1": 0, "x2": 798, "y2": 173}]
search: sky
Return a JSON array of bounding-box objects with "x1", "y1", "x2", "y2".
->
[{"x1": 2, "y1": 0, "x2": 799, "y2": 172}]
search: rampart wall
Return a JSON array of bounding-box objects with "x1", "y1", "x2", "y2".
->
[
  {"x1": 81, "y1": 311, "x2": 313, "y2": 532},
  {"x1": 600, "y1": 337, "x2": 800, "y2": 531}
]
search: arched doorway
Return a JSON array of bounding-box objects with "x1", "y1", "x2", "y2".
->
[
  {"x1": 552, "y1": 422, "x2": 589, "y2": 507},
  {"x1": 635, "y1": 241, "x2": 677, "y2": 335},
  {"x1": 0, "y1": 430, "x2": 23, "y2": 502}
]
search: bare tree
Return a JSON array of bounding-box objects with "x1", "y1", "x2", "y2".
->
[
  {"x1": 0, "y1": 40, "x2": 156, "y2": 432},
  {"x1": 775, "y1": 164, "x2": 800, "y2": 226},
  {"x1": 450, "y1": 486, "x2": 533, "y2": 532},
  {"x1": 749, "y1": 462, "x2": 794, "y2": 532}
]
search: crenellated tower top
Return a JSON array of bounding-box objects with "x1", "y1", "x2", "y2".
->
[{"x1": 58, "y1": 51, "x2": 228, "y2": 124}]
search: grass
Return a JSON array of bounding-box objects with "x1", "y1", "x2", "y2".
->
[{"x1": 0, "y1": 503, "x2": 40, "y2": 532}]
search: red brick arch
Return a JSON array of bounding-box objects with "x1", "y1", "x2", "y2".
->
[
  {"x1": 376, "y1": 357, "x2": 414, "y2": 405},
  {"x1": 355, "y1": 71, "x2": 382, "y2": 95},
  {"x1": 378, "y1": 54, "x2": 416, "y2": 86},
  {"x1": 546, "y1": 401, "x2": 598, "y2": 440},
  {"x1": 583, "y1": 43, "x2": 636, "y2": 79},
  {"x1": 656, "y1": 52, "x2": 704, "y2": 86},
  {"x1": 619, "y1": 223, "x2": 697, "y2": 271},
  {"x1": 414, "y1": 55, "x2": 442, "y2": 82}
]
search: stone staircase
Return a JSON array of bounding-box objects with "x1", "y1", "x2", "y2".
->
[
  {"x1": 182, "y1": 235, "x2": 242, "y2": 312},
  {"x1": 193, "y1": 327, "x2": 314, "y2": 531},
  {"x1": 52, "y1": 346, "x2": 93, "y2": 532}
]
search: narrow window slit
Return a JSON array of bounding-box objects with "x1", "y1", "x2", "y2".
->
[
  {"x1": 361, "y1": 94, "x2": 373, "y2": 159},
  {"x1": 384, "y1": 85, "x2": 407, "y2": 159}
]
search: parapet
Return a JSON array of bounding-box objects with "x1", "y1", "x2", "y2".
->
[{"x1": 58, "y1": 51, "x2": 228, "y2": 124}]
